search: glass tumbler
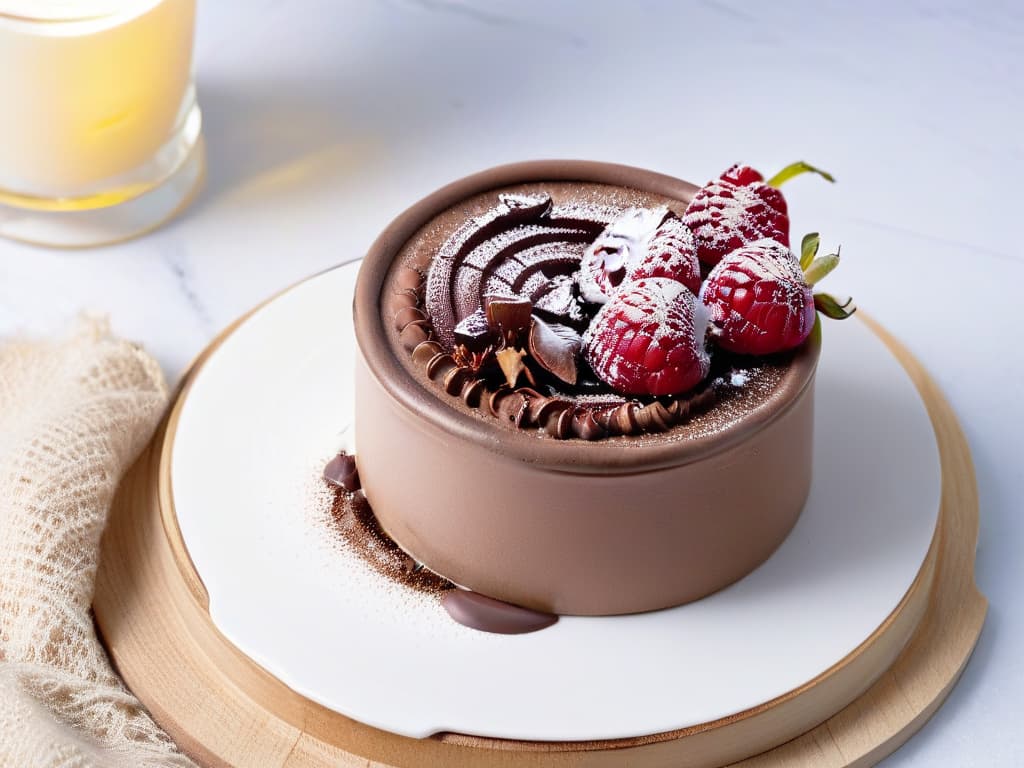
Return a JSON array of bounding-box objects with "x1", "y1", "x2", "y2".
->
[{"x1": 0, "y1": 0, "x2": 203, "y2": 246}]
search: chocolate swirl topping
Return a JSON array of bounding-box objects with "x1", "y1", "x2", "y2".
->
[{"x1": 424, "y1": 192, "x2": 612, "y2": 347}]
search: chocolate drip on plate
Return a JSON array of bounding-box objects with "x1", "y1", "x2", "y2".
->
[
  {"x1": 323, "y1": 452, "x2": 361, "y2": 492},
  {"x1": 442, "y1": 589, "x2": 558, "y2": 635}
]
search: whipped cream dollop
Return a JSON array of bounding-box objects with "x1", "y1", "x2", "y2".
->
[{"x1": 577, "y1": 206, "x2": 670, "y2": 304}]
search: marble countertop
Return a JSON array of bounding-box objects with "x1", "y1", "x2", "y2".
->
[{"x1": 1, "y1": 1, "x2": 1020, "y2": 764}]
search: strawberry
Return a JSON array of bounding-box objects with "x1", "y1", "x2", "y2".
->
[
  {"x1": 683, "y1": 161, "x2": 834, "y2": 266},
  {"x1": 700, "y1": 235, "x2": 854, "y2": 356},
  {"x1": 578, "y1": 209, "x2": 700, "y2": 304},
  {"x1": 584, "y1": 277, "x2": 711, "y2": 396}
]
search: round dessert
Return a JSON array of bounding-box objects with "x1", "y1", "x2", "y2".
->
[{"x1": 353, "y1": 160, "x2": 847, "y2": 616}]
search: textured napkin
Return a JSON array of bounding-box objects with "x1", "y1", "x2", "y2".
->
[{"x1": 0, "y1": 319, "x2": 195, "y2": 767}]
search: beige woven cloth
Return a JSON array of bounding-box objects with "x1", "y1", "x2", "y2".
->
[{"x1": 0, "y1": 319, "x2": 195, "y2": 768}]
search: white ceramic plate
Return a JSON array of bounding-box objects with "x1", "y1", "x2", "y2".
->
[{"x1": 172, "y1": 262, "x2": 941, "y2": 741}]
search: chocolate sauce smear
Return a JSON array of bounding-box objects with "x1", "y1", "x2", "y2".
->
[{"x1": 442, "y1": 590, "x2": 559, "y2": 635}]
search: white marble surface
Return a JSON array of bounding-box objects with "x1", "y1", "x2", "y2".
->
[{"x1": 0, "y1": 0, "x2": 1020, "y2": 763}]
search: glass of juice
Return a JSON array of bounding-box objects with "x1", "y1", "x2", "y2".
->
[{"x1": 0, "y1": 0, "x2": 203, "y2": 247}]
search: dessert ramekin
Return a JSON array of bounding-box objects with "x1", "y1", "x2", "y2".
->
[{"x1": 353, "y1": 160, "x2": 820, "y2": 616}]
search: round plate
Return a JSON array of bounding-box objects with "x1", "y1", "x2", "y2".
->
[{"x1": 169, "y1": 262, "x2": 941, "y2": 742}]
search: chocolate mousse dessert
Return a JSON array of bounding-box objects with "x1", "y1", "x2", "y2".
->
[{"x1": 331, "y1": 160, "x2": 852, "y2": 625}]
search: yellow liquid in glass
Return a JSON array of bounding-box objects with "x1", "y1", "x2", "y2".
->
[{"x1": 0, "y1": 0, "x2": 197, "y2": 209}]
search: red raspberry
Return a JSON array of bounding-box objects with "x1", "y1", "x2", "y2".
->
[
  {"x1": 584, "y1": 277, "x2": 711, "y2": 396},
  {"x1": 720, "y1": 163, "x2": 765, "y2": 186},
  {"x1": 683, "y1": 175, "x2": 789, "y2": 267},
  {"x1": 579, "y1": 210, "x2": 700, "y2": 303},
  {"x1": 627, "y1": 215, "x2": 701, "y2": 294},
  {"x1": 699, "y1": 239, "x2": 815, "y2": 355},
  {"x1": 683, "y1": 161, "x2": 833, "y2": 267}
]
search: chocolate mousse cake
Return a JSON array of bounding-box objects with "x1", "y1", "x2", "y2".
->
[{"x1": 346, "y1": 160, "x2": 851, "y2": 617}]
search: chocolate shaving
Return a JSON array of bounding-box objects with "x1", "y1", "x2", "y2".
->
[
  {"x1": 532, "y1": 274, "x2": 583, "y2": 326},
  {"x1": 453, "y1": 308, "x2": 497, "y2": 352},
  {"x1": 498, "y1": 192, "x2": 553, "y2": 216},
  {"x1": 387, "y1": 291, "x2": 418, "y2": 324},
  {"x1": 528, "y1": 316, "x2": 581, "y2": 385},
  {"x1": 667, "y1": 398, "x2": 685, "y2": 420},
  {"x1": 614, "y1": 402, "x2": 640, "y2": 434},
  {"x1": 547, "y1": 408, "x2": 574, "y2": 439},
  {"x1": 637, "y1": 401, "x2": 673, "y2": 433},
  {"x1": 452, "y1": 344, "x2": 494, "y2": 373},
  {"x1": 484, "y1": 295, "x2": 533, "y2": 341},
  {"x1": 495, "y1": 346, "x2": 530, "y2": 389}
]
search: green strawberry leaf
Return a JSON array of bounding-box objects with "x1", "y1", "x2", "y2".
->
[
  {"x1": 814, "y1": 292, "x2": 857, "y2": 319},
  {"x1": 766, "y1": 161, "x2": 836, "y2": 188},
  {"x1": 800, "y1": 232, "x2": 820, "y2": 270},
  {"x1": 804, "y1": 252, "x2": 840, "y2": 286}
]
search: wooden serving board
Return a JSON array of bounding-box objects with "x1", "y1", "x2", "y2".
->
[{"x1": 94, "y1": 313, "x2": 986, "y2": 768}]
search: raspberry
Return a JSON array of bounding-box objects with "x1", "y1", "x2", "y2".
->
[
  {"x1": 584, "y1": 277, "x2": 711, "y2": 396},
  {"x1": 683, "y1": 161, "x2": 833, "y2": 266},
  {"x1": 627, "y1": 215, "x2": 701, "y2": 293},
  {"x1": 683, "y1": 178, "x2": 789, "y2": 267},
  {"x1": 720, "y1": 163, "x2": 765, "y2": 186},
  {"x1": 699, "y1": 239, "x2": 815, "y2": 355}
]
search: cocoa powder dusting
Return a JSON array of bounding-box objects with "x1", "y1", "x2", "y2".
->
[{"x1": 325, "y1": 484, "x2": 453, "y2": 596}]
